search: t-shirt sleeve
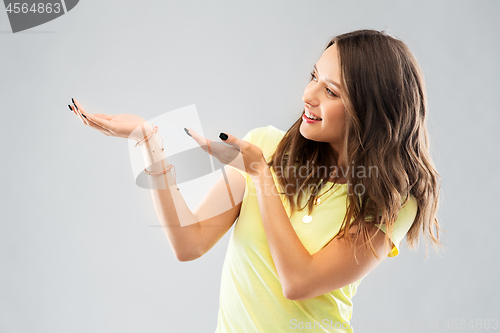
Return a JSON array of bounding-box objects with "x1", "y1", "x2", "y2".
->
[{"x1": 374, "y1": 195, "x2": 418, "y2": 257}]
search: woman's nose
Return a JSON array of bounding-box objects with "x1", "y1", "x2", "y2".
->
[{"x1": 302, "y1": 83, "x2": 319, "y2": 106}]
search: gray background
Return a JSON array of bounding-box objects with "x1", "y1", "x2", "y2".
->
[{"x1": 1, "y1": 0, "x2": 499, "y2": 332}]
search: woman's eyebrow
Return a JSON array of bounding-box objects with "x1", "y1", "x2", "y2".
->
[{"x1": 314, "y1": 64, "x2": 340, "y2": 90}]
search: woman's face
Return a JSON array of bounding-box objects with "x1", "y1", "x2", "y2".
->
[{"x1": 300, "y1": 44, "x2": 346, "y2": 154}]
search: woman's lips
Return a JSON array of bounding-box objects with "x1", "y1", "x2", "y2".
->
[
  {"x1": 306, "y1": 108, "x2": 322, "y2": 120},
  {"x1": 302, "y1": 113, "x2": 322, "y2": 124},
  {"x1": 305, "y1": 107, "x2": 322, "y2": 120}
]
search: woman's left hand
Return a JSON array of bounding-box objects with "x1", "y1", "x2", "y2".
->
[{"x1": 186, "y1": 128, "x2": 267, "y2": 178}]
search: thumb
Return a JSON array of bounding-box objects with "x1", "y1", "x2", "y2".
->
[{"x1": 219, "y1": 132, "x2": 243, "y2": 151}]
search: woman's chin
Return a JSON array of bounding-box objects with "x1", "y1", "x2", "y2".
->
[{"x1": 299, "y1": 123, "x2": 313, "y2": 140}]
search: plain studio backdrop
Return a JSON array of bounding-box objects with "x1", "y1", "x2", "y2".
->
[{"x1": 1, "y1": 1, "x2": 498, "y2": 332}]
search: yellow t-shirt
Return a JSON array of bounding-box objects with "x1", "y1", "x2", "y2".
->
[{"x1": 215, "y1": 125, "x2": 418, "y2": 333}]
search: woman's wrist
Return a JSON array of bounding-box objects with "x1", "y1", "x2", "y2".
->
[
  {"x1": 133, "y1": 121, "x2": 153, "y2": 142},
  {"x1": 251, "y1": 165, "x2": 282, "y2": 197},
  {"x1": 138, "y1": 124, "x2": 167, "y2": 172},
  {"x1": 250, "y1": 164, "x2": 272, "y2": 182}
]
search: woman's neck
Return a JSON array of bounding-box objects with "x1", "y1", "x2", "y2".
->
[{"x1": 328, "y1": 151, "x2": 347, "y2": 184}]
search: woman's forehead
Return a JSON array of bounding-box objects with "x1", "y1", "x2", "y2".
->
[{"x1": 316, "y1": 45, "x2": 341, "y2": 88}]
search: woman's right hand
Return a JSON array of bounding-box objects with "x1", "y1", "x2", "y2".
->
[{"x1": 68, "y1": 98, "x2": 150, "y2": 141}]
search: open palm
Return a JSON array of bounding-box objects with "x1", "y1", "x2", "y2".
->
[{"x1": 69, "y1": 98, "x2": 148, "y2": 141}]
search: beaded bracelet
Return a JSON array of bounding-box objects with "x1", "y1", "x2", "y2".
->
[
  {"x1": 134, "y1": 125, "x2": 156, "y2": 147},
  {"x1": 144, "y1": 164, "x2": 175, "y2": 177},
  {"x1": 138, "y1": 125, "x2": 179, "y2": 190},
  {"x1": 134, "y1": 124, "x2": 164, "y2": 153},
  {"x1": 144, "y1": 164, "x2": 179, "y2": 190}
]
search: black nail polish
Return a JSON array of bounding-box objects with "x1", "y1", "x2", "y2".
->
[
  {"x1": 184, "y1": 128, "x2": 192, "y2": 137},
  {"x1": 219, "y1": 132, "x2": 228, "y2": 140},
  {"x1": 72, "y1": 98, "x2": 79, "y2": 110},
  {"x1": 82, "y1": 114, "x2": 87, "y2": 118},
  {"x1": 68, "y1": 105, "x2": 73, "y2": 111}
]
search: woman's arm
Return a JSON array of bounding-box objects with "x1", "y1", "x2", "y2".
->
[
  {"x1": 141, "y1": 124, "x2": 245, "y2": 261},
  {"x1": 177, "y1": 126, "x2": 393, "y2": 298},
  {"x1": 252, "y1": 165, "x2": 392, "y2": 301},
  {"x1": 69, "y1": 100, "x2": 245, "y2": 262}
]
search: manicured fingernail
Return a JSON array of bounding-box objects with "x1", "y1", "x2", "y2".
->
[
  {"x1": 81, "y1": 114, "x2": 87, "y2": 118},
  {"x1": 219, "y1": 132, "x2": 228, "y2": 140},
  {"x1": 72, "y1": 98, "x2": 79, "y2": 110},
  {"x1": 184, "y1": 128, "x2": 192, "y2": 137},
  {"x1": 68, "y1": 105, "x2": 73, "y2": 111}
]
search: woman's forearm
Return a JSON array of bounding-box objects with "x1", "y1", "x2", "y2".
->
[
  {"x1": 251, "y1": 166, "x2": 313, "y2": 297},
  {"x1": 139, "y1": 123, "x2": 202, "y2": 261}
]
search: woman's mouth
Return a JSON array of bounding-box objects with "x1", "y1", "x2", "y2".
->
[
  {"x1": 303, "y1": 108, "x2": 322, "y2": 123},
  {"x1": 302, "y1": 113, "x2": 322, "y2": 123}
]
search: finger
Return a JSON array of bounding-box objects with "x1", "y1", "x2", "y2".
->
[
  {"x1": 78, "y1": 110, "x2": 114, "y2": 136},
  {"x1": 94, "y1": 126, "x2": 113, "y2": 136},
  {"x1": 69, "y1": 104, "x2": 113, "y2": 136},
  {"x1": 187, "y1": 128, "x2": 243, "y2": 167},
  {"x1": 69, "y1": 104, "x2": 88, "y2": 125},
  {"x1": 72, "y1": 99, "x2": 114, "y2": 131},
  {"x1": 186, "y1": 128, "x2": 213, "y2": 154},
  {"x1": 84, "y1": 113, "x2": 114, "y2": 132},
  {"x1": 68, "y1": 99, "x2": 88, "y2": 125},
  {"x1": 72, "y1": 98, "x2": 83, "y2": 112},
  {"x1": 68, "y1": 104, "x2": 78, "y2": 116},
  {"x1": 81, "y1": 112, "x2": 107, "y2": 129},
  {"x1": 86, "y1": 117, "x2": 114, "y2": 136},
  {"x1": 218, "y1": 132, "x2": 243, "y2": 151},
  {"x1": 209, "y1": 141, "x2": 244, "y2": 166},
  {"x1": 216, "y1": 133, "x2": 249, "y2": 170},
  {"x1": 79, "y1": 111, "x2": 90, "y2": 126}
]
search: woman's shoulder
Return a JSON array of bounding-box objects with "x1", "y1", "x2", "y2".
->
[
  {"x1": 242, "y1": 125, "x2": 286, "y2": 162},
  {"x1": 243, "y1": 125, "x2": 286, "y2": 145}
]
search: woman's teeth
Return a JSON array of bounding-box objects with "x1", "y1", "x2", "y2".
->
[{"x1": 305, "y1": 109, "x2": 321, "y2": 120}]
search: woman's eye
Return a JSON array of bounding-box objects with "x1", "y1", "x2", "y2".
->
[
  {"x1": 326, "y1": 88, "x2": 338, "y2": 97},
  {"x1": 311, "y1": 71, "x2": 338, "y2": 97}
]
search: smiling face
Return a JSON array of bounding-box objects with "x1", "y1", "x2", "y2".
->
[{"x1": 300, "y1": 44, "x2": 346, "y2": 156}]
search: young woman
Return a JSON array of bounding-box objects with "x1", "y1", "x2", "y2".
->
[{"x1": 69, "y1": 29, "x2": 444, "y2": 332}]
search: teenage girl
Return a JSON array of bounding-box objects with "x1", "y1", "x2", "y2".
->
[{"x1": 69, "y1": 29, "x2": 444, "y2": 332}]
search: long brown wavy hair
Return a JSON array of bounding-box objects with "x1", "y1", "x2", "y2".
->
[{"x1": 268, "y1": 29, "x2": 445, "y2": 261}]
